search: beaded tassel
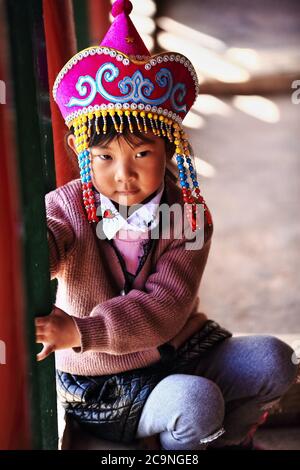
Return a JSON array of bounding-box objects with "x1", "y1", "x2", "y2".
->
[
  {"x1": 132, "y1": 110, "x2": 142, "y2": 132},
  {"x1": 78, "y1": 148, "x2": 98, "y2": 223},
  {"x1": 95, "y1": 110, "x2": 101, "y2": 134},
  {"x1": 75, "y1": 117, "x2": 98, "y2": 224},
  {"x1": 109, "y1": 110, "x2": 119, "y2": 133},
  {"x1": 117, "y1": 110, "x2": 124, "y2": 133},
  {"x1": 159, "y1": 115, "x2": 166, "y2": 136},
  {"x1": 153, "y1": 114, "x2": 160, "y2": 136},
  {"x1": 102, "y1": 110, "x2": 107, "y2": 134},
  {"x1": 140, "y1": 111, "x2": 148, "y2": 133},
  {"x1": 147, "y1": 113, "x2": 156, "y2": 135},
  {"x1": 172, "y1": 122, "x2": 197, "y2": 232},
  {"x1": 181, "y1": 128, "x2": 212, "y2": 227},
  {"x1": 125, "y1": 110, "x2": 133, "y2": 132},
  {"x1": 167, "y1": 120, "x2": 173, "y2": 142},
  {"x1": 87, "y1": 112, "x2": 93, "y2": 137}
]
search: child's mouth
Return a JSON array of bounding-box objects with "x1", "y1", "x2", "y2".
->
[{"x1": 117, "y1": 190, "x2": 139, "y2": 195}]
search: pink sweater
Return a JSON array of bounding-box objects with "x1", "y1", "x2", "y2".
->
[{"x1": 45, "y1": 173, "x2": 213, "y2": 376}]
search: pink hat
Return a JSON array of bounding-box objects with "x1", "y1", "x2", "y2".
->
[{"x1": 52, "y1": 0, "x2": 212, "y2": 231}]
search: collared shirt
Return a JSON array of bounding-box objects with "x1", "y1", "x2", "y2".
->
[
  {"x1": 99, "y1": 181, "x2": 165, "y2": 241},
  {"x1": 99, "y1": 182, "x2": 165, "y2": 275}
]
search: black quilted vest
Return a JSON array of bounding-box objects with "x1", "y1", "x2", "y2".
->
[{"x1": 56, "y1": 319, "x2": 231, "y2": 444}]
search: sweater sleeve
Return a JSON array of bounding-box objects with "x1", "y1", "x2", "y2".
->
[
  {"x1": 45, "y1": 190, "x2": 76, "y2": 279},
  {"x1": 72, "y1": 221, "x2": 213, "y2": 354}
]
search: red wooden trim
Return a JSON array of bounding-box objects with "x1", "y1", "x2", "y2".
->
[
  {"x1": 0, "y1": 3, "x2": 30, "y2": 449},
  {"x1": 43, "y1": 0, "x2": 79, "y2": 187}
]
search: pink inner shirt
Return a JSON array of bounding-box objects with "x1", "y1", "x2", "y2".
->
[
  {"x1": 98, "y1": 181, "x2": 165, "y2": 276},
  {"x1": 112, "y1": 229, "x2": 150, "y2": 275}
]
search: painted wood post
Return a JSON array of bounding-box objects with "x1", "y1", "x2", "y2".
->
[{"x1": 6, "y1": 0, "x2": 58, "y2": 449}]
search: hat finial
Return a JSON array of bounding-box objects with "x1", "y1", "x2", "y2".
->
[{"x1": 111, "y1": 0, "x2": 133, "y2": 18}]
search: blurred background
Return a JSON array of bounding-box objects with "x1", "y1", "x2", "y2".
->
[
  {"x1": 0, "y1": 0, "x2": 299, "y2": 451},
  {"x1": 128, "y1": 0, "x2": 300, "y2": 338}
]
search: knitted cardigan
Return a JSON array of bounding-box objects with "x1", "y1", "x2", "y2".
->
[{"x1": 45, "y1": 173, "x2": 213, "y2": 376}]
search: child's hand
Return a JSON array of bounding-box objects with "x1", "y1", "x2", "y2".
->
[{"x1": 35, "y1": 306, "x2": 81, "y2": 361}]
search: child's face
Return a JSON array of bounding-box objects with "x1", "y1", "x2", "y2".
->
[{"x1": 69, "y1": 133, "x2": 170, "y2": 207}]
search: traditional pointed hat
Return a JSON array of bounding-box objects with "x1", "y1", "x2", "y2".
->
[{"x1": 53, "y1": 0, "x2": 212, "y2": 231}]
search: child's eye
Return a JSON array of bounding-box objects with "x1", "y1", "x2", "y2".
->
[
  {"x1": 95, "y1": 154, "x2": 112, "y2": 161},
  {"x1": 136, "y1": 151, "x2": 149, "y2": 158}
]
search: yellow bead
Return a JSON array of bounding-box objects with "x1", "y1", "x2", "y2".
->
[
  {"x1": 159, "y1": 115, "x2": 164, "y2": 121},
  {"x1": 153, "y1": 114, "x2": 158, "y2": 120},
  {"x1": 117, "y1": 110, "x2": 123, "y2": 116},
  {"x1": 174, "y1": 140, "x2": 181, "y2": 145},
  {"x1": 125, "y1": 110, "x2": 131, "y2": 116},
  {"x1": 132, "y1": 110, "x2": 138, "y2": 117},
  {"x1": 147, "y1": 113, "x2": 152, "y2": 118},
  {"x1": 109, "y1": 110, "x2": 115, "y2": 116},
  {"x1": 102, "y1": 110, "x2": 107, "y2": 116},
  {"x1": 164, "y1": 117, "x2": 168, "y2": 123},
  {"x1": 82, "y1": 116, "x2": 87, "y2": 123},
  {"x1": 176, "y1": 147, "x2": 182, "y2": 153},
  {"x1": 140, "y1": 111, "x2": 145, "y2": 117},
  {"x1": 95, "y1": 111, "x2": 101, "y2": 117},
  {"x1": 88, "y1": 112, "x2": 93, "y2": 119}
]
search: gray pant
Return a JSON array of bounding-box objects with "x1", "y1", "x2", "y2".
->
[{"x1": 136, "y1": 335, "x2": 299, "y2": 450}]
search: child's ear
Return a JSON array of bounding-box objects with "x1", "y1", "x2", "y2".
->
[{"x1": 67, "y1": 133, "x2": 78, "y2": 155}]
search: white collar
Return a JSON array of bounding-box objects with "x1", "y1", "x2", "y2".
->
[{"x1": 98, "y1": 181, "x2": 165, "y2": 240}]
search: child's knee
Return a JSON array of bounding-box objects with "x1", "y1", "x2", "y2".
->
[
  {"x1": 255, "y1": 335, "x2": 299, "y2": 395},
  {"x1": 160, "y1": 375, "x2": 225, "y2": 450},
  {"x1": 173, "y1": 375, "x2": 225, "y2": 434}
]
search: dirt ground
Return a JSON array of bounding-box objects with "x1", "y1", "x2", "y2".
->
[
  {"x1": 192, "y1": 94, "x2": 300, "y2": 334},
  {"x1": 157, "y1": 0, "x2": 300, "y2": 334}
]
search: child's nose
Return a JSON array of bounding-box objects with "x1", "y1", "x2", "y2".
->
[{"x1": 115, "y1": 163, "x2": 136, "y2": 183}]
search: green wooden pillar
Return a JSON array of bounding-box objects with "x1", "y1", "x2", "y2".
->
[
  {"x1": 73, "y1": 0, "x2": 90, "y2": 50},
  {"x1": 6, "y1": 0, "x2": 58, "y2": 450}
]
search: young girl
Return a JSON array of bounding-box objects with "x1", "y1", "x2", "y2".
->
[{"x1": 35, "y1": 0, "x2": 298, "y2": 450}]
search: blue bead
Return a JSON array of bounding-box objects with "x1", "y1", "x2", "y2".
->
[
  {"x1": 190, "y1": 172, "x2": 195, "y2": 179},
  {"x1": 189, "y1": 165, "x2": 194, "y2": 171},
  {"x1": 177, "y1": 164, "x2": 184, "y2": 170},
  {"x1": 186, "y1": 158, "x2": 191, "y2": 163},
  {"x1": 193, "y1": 181, "x2": 199, "y2": 187}
]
